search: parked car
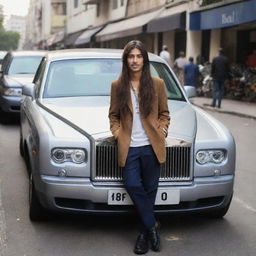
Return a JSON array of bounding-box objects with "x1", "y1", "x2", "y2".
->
[
  {"x1": 0, "y1": 51, "x2": 46, "y2": 120},
  {"x1": 20, "y1": 49, "x2": 236, "y2": 221}
]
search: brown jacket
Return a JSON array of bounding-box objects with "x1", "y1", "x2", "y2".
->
[{"x1": 109, "y1": 76, "x2": 170, "y2": 167}]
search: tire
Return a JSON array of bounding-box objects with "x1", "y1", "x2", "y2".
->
[
  {"x1": 207, "y1": 195, "x2": 233, "y2": 218},
  {"x1": 19, "y1": 136, "x2": 24, "y2": 158},
  {"x1": 23, "y1": 144, "x2": 31, "y2": 176},
  {"x1": 29, "y1": 174, "x2": 49, "y2": 221}
]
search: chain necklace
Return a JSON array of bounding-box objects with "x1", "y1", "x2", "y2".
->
[{"x1": 130, "y1": 82, "x2": 140, "y2": 113}]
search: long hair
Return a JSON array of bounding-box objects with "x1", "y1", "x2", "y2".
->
[{"x1": 117, "y1": 40, "x2": 154, "y2": 117}]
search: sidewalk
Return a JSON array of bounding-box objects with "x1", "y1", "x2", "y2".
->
[{"x1": 190, "y1": 97, "x2": 256, "y2": 120}]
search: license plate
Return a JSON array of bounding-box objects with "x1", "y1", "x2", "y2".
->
[{"x1": 108, "y1": 188, "x2": 180, "y2": 205}]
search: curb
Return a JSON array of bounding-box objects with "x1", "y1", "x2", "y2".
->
[{"x1": 191, "y1": 103, "x2": 256, "y2": 120}]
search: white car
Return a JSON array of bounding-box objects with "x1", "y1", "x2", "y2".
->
[{"x1": 20, "y1": 49, "x2": 236, "y2": 221}]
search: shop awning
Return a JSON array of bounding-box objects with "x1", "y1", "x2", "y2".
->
[
  {"x1": 53, "y1": 31, "x2": 65, "y2": 44},
  {"x1": 46, "y1": 34, "x2": 56, "y2": 46},
  {"x1": 65, "y1": 30, "x2": 85, "y2": 46},
  {"x1": 147, "y1": 12, "x2": 186, "y2": 33},
  {"x1": 75, "y1": 26, "x2": 103, "y2": 46},
  {"x1": 96, "y1": 8, "x2": 163, "y2": 42},
  {"x1": 190, "y1": 0, "x2": 256, "y2": 30}
]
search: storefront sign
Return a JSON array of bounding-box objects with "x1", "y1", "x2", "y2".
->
[
  {"x1": 222, "y1": 11, "x2": 235, "y2": 25},
  {"x1": 190, "y1": 0, "x2": 256, "y2": 30}
]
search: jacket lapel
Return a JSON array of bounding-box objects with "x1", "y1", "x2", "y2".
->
[{"x1": 127, "y1": 90, "x2": 133, "y2": 114}]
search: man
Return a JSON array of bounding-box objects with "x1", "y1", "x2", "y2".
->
[
  {"x1": 109, "y1": 40, "x2": 170, "y2": 254},
  {"x1": 173, "y1": 51, "x2": 188, "y2": 86},
  {"x1": 184, "y1": 57, "x2": 199, "y2": 87},
  {"x1": 159, "y1": 45, "x2": 171, "y2": 66},
  {"x1": 211, "y1": 48, "x2": 230, "y2": 108}
]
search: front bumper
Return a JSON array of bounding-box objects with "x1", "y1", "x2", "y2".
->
[
  {"x1": 36, "y1": 174, "x2": 234, "y2": 214},
  {"x1": 0, "y1": 95, "x2": 21, "y2": 113}
]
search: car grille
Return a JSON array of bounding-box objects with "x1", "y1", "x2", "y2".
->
[{"x1": 94, "y1": 145, "x2": 192, "y2": 181}]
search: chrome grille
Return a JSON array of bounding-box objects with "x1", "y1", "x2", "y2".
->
[
  {"x1": 95, "y1": 144, "x2": 122, "y2": 180},
  {"x1": 160, "y1": 146, "x2": 191, "y2": 181},
  {"x1": 94, "y1": 145, "x2": 192, "y2": 181}
]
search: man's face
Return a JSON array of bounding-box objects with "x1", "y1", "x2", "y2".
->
[{"x1": 127, "y1": 48, "x2": 144, "y2": 73}]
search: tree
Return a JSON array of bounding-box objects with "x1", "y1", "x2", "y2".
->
[
  {"x1": 0, "y1": 7, "x2": 20, "y2": 50},
  {"x1": 0, "y1": 5, "x2": 4, "y2": 31},
  {"x1": 0, "y1": 31, "x2": 20, "y2": 50}
]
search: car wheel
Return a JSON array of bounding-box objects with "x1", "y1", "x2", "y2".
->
[
  {"x1": 207, "y1": 195, "x2": 233, "y2": 218},
  {"x1": 29, "y1": 174, "x2": 48, "y2": 221}
]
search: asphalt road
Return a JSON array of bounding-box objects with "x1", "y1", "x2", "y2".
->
[{"x1": 0, "y1": 112, "x2": 255, "y2": 256}]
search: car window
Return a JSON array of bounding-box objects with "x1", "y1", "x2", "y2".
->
[
  {"x1": 43, "y1": 59, "x2": 121, "y2": 98},
  {"x1": 43, "y1": 58, "x2": 185, "y2": 100},
  {"x1": 150, "y1": 62, "x2": 184, "y2": 100},
  {"x1": 34, "y1": 57, "x2": 47, "y2": 98},
  {"x1": 1, "y1": 53, "x2": 11, "y2": 73},
  {"x1": 7, "y1": 56, "x2": 44, "y2": 75},
  {"x1": 0, "y1": 51, "x2": 7, "y2": 66}
]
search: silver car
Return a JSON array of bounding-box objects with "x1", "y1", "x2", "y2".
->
[
  {"x1": 0, "y1": 51, "x2": 46, "y2": 120},
  {"x1": 20, "y1": 49, "x2": 236, "y2": 221}
]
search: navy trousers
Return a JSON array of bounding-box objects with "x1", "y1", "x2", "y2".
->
[
  {"x1": 212, "y1": 79, "x2": 225, "y2": 108},
  {"x1": 123, "y1": 145, "x2": 160, "y2": 234}
]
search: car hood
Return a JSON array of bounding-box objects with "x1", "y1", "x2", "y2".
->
[
  {"x1": 40, "y1": 96, "x2": 196, "y2": 142},
  {"x1": 4, "y1": 74, "x2": 34, "y2": 87}
]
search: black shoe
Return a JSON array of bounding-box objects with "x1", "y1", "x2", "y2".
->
[
  {"x1": 148, "y1": 224, "x2": 161, "y2": 252},
  {"x1": 134, "y1": 233, "x2": 149, "y2": 255}
]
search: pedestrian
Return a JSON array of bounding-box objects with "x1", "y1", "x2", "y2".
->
[
  {"x1": 211, "y1": 48, "x2": 230, "y2": 108},
  {"x1": 159, "y1": 45, "x2": 171, "y2": 66},
  {"x1": 109, "y1": 40, "x2": 170, "y2": 254},
  {"x1": 173, "y1": 51, "x2": 188, "y2": 86},
  {"x1": 184, "y1": 57, "x2": 200, "y2": 87}
]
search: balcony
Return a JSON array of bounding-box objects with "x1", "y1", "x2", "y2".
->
[{"x1": 83, "y1": 0, "x2": 100, "y2": 4}]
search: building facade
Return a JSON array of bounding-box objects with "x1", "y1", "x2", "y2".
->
[
  {"x1": 24, "y1": 0, "x2": 66, "y2": 50},
  {"x1": 25, "y1": 0, "x2": 256, "y2": 65}
]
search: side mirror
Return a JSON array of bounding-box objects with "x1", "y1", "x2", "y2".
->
[
  {"x1": 22, "y1": 83, "x2": 36, "y2": 99},
  {"x1": 184, "y1": 86, "x2": 197, "y2": 98}
]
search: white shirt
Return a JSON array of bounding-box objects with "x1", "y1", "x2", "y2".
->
[
  {"x1": 160, "y1": 50, "x2": 171, "y2": 65},
  {"x1": 174, "y1": 57, "x2": 188, "y2": 69},
  {"x1": 130, "y1": 89, "x2": 150, "y2": 147}
]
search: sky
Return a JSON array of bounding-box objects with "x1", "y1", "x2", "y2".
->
[{"x1": 0, "y1": 0, "x2": 30, "y2": 18}]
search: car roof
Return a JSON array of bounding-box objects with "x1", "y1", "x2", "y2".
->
[
  {"x1": 46, "y1": 48, "x2": 165, "y2": 63},
  {"x1": 9, "y1": 50, "x2": 47, "y2": 57}
]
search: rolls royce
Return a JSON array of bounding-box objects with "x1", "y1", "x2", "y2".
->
[{"x1": 20, "y1": 49, "x2": 236, "y2": 221}]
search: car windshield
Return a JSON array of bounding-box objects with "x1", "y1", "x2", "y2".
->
[
  {"x1": 8, "y1": 56, "x2": 44, "y2": 75},
  {"x1": 43, "y1": 59, "x2": 184, "y2": 100}
]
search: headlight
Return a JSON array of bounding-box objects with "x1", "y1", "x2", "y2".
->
[
  {"x1": 51, "y1": 148, "x2": 87, "y2": 164},
  {"x1": 4, "y1": 88, "x2": 22, "y2": 96},
  {"x1": 196, "y1": 150, "x2": 225, "y2": 164}
]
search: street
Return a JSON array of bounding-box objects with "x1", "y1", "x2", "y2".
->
[{"x1": 0, "y1": 111, "x2": 255, "y2": 256}]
